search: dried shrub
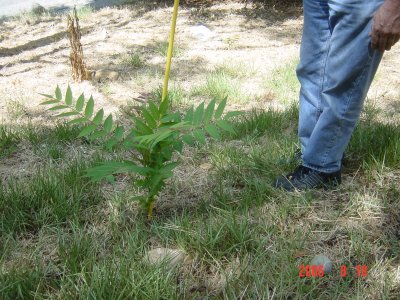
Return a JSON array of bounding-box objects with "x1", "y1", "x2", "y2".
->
[{"x1": 67, "y1": 7, "x2": 89, "y2": 81}]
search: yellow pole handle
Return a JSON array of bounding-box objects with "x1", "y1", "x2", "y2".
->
[{"x1": 162, "y1": 0, "x2": 180, "y2": 102}]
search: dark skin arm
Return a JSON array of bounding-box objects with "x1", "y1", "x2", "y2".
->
[{"x1": 370, "y1": 0, "x2": 400, "y2": 52}]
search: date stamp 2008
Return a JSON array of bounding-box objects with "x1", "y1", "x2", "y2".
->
[{"x1": 299, "y1": 264, "x2": 368, "y2": 278}]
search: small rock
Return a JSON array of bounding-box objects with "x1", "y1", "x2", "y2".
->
[
  {"x1": 93, "y1": 69, "x2": 120, "y2": 82},
  {"x1": 310, "y1": 254, "x2": 333, "y2": 273},
  {"x1": 200, "y1": 163, "x2": 212, "y2": 170},
  {"x1": 189, "y1": 23, "x2": 215, "y2": 40},
  {"x1": 145, "y1": 247, "x2": 188, "y2": 270}
]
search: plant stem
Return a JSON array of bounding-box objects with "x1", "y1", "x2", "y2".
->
[
  {"x1": 147, "y1": 197, "x2": 155, "y2": 221},
  {"x1": 162, "y1": 0, "x2": 180, "y2": 102}
]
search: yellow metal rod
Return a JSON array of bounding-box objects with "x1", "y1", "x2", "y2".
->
[{"x1": 162, "y1": 0, "x2": 180, "y2": 102}]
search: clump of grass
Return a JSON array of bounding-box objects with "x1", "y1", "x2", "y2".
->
[
  {"x1": 155, "y1": 41, "x2": 185, "y2": 57},
  {"x1": 0, "y1": 158, "x2": 102, "y2": 235},
  {"x1": 122, "y1": 52, "x2": 144, "y2": 69},
  {"x1": 76, "y1": 6, "x2": 94, "y2": 20},
  {"x1": 264, "y1": 59, "x2": 300, "y2": 104},
  {"x1": 192, "y1": 69, "x2": 247, "y2": 103},
  {"x1": 5, "y1": 100, "x2": 28, "y2": 120},
  {"x1": 0, "y1": 126, "x2": 19, "y2": 158}
]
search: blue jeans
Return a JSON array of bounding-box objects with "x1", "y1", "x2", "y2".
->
[{"x1": 297, "y1": 0, "x2": 384, "y2": 173}]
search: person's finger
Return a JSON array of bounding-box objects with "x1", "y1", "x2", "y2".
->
[
  {"x1": 379, "y1": 35, "x2": 388, "y2": 52},
  {"x1": 370, "y1": 31, "x2": 380, "y2": 49},
  {"x1": 394, "y1": 35, "x2": 400, "y2": 45},
  {"x1": 385, "y1": 36, "x2": 395, "y2": 50}
]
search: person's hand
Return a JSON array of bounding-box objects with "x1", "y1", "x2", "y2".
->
[{"x1": 370, "y1": 0, "x2": 400, "y2": 52}]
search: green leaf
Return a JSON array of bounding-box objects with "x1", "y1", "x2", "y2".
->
[
  {"x1": 49, "y1": 105, "x2": 69, "y2": 111},
  {"x1": 150, "y1": 130, "x2": 173, "y2": 148},
  {"x1": 39, "y1": 93, "x2": 54, "y2": 99},
  {"x1": 159, "y1": 161, "x2": 179, "y2": 176},
  {"x1": 204, "y1": 99, "x2": 216, "y2": 123},
  {"x1": 103, "y1": 115, "x2": 113, "y2": 133},
  {"x1": 141, "y1": 108, "x2": 157, "y2": 129},
  {"x1": 40, "y1": 99, "x2": 60, "y2": 105},
  {"x1": 85, "y1": 96, "x2": 94, "y2": 118},
  {"x1": 105, "y1": 138, "x2": 118, "y2": 150},
  {"x1": 224, "y1": 111, "x2": 243, "y2": 120},
  {"x1": 193, "y1": 102, "x2": 205, "y2": 125},
  {"x1": 78, "y1": 124, "x2": 97, "y2": 137},
  {"x1": 193, "y1": 129, "x2": 206, "y2": 144},
  {"x1": 67, "y1": 117, "x2": 87, "y2": 125},
  {"x1": 75, "y1": 94, "x2": 85, "y2": 112},
  {"x1": 133, "y1": 117, "x2": 153, "y2": 135},
  {"x1": 161, "y1": 112, "x2": 181, "y2": 123},
  {"x1": 182, "y1": 134, "x2": 195, "y2": 146},
  {"x1": 205, "y1": 124, "x2": 221, "y2": 139},
  {"x1": 184, "y1": 106, "x2": 194, "y2": 122},
  {"x1": 55, "y1": 86, "x2": 62, "y2": 101},
  {"x1": 90, "y1": 130, "x2": 108, "y2": 140},
  {"x1": 85, "y1": 161, "x2": 151, "y2": 181},
  {"x1": 216, "y1": 119, "x2": 235, "y2": 133},
  {"x1": 148, "y1": 101, "x2": 160, "y2": 119},
  {"x1": 65, "y1": 86, "x2": 73, "y2": 105},
  {"x1": 114, "y1": 126, "x2": 124, "y2": 140},
  {"x1": 159, "y1": 98, "x2": 169, "y2": 115},
  {"x1": 93, "y1": 109, "x2": 104, "y2": 125},
  {"x1": 56, "y1": 111, "x2": 80, "y2": 117},
  {"x1": 214, "y1": 97, "x2": 227, "y2": 119},
  {"x1": 172, "y1": 140, "x2": 183, "y2": 153}
]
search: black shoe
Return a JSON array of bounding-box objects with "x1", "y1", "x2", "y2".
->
[{"x1": 274, "y1": 165, "x2": 341, "y2": 191}]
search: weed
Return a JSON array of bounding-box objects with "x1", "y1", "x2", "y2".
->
[
  {"x1": 156, "y1": 41, "x2": 185, "y2": 57},
  {"x1": 5, "y1": 100, "x2": 27, "y2": 120},
  {"x1": 129, "y1": 53, "x2": 144, "y2": 69},
  {"x1": 0, "y1": 126, "x2": 19, "y2": 158},
  {"x1": 40, "y1": 86, "x2": 241, "y2": 220},
  {"x1": 192, "y1": 70, "x2": 246, "y2": 103}
]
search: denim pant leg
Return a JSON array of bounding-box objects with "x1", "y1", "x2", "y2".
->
[
  {"x1": 297, "y1": 0, "x2": 331, "y2": 159},
  {"x1": 298, "y1": 0, "x2": 384, "y2": 173}
]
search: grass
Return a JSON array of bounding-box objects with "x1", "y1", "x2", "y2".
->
[
  {"x1": 155, "y1": 41, "x2": 185, "y2": 57},
  {"x1": 191, "y1": 69, "x2": 248, "y2": 103},
  {"x1": 264, "y1": 59, "x2": 300, "y2": 104},
  {"x1": 1, "y1": 101, "x2": 400, "y2": 298}
]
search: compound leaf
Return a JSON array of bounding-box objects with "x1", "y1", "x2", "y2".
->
[
  {"x1": 56, "y1": 111, "x2": 80, "y2": 117},
  {"x1": 103, "y1": 115, "x2": 113, "y2": 133},
  {"x1": 193, "y1": 129, "x2": 206, "y2": 144},
  {"x1": 49, "y1": 105, "x2": 69, "y2": 111},
  {"x1": 85, "y1": 96, "x2": 94, "y2": 118},
  {"x1": 141, "y1": 108, "x2": 157, "y2": 129},
  {"x1": 204, "y1": 99, "x2": 216, "y2": 123},
  {"x1": 65, "y1": 86, "x2": 73, "y2": 105},
  {"x1": 55, "y1": 86, "x2": 62, "y2": 101},
  {"x1": 216, "y1": 119, "x2": 235, "y2": 133},
  {"x1": 193, "y1": 102, "x2": 204, "y2": 126},
  {"x1": 205, "y1": 124, "x2": 220, "y2": 139},
  {"x1": 224, "y1": 111, "x2": 243, "y2": 120},
  {"x1": 78, "y1": 124, "x2": 97, "y2": 137},
  {"x1": 214, "y1": 97, "x2": 227, "y2": 119},
  {"x1": 40, "y1": 99, "x2": 60, "y2": 105},
  {"x1": 75, "y1": 94, "x2": 85, "y2": 112},
  {"x1": 67, "y1": 117, "x2": 87, "y2": 125},
  {"x1": 93, "y1": 109, "x2": 104, "y2": 125}
]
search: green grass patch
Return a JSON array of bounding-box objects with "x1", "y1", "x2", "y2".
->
[
  {"x1": 1, "y1": 107, "x2": 400, "y2": 298},
  {"x1": 191, "y1": 69, "x2": 248, "y2": 103},
  {"x1": 155, "y1": 41, "x2": 185, "y2": 57},
  {"x1": 264, "y1": 59, "x2": 300, "y2": 104}
]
